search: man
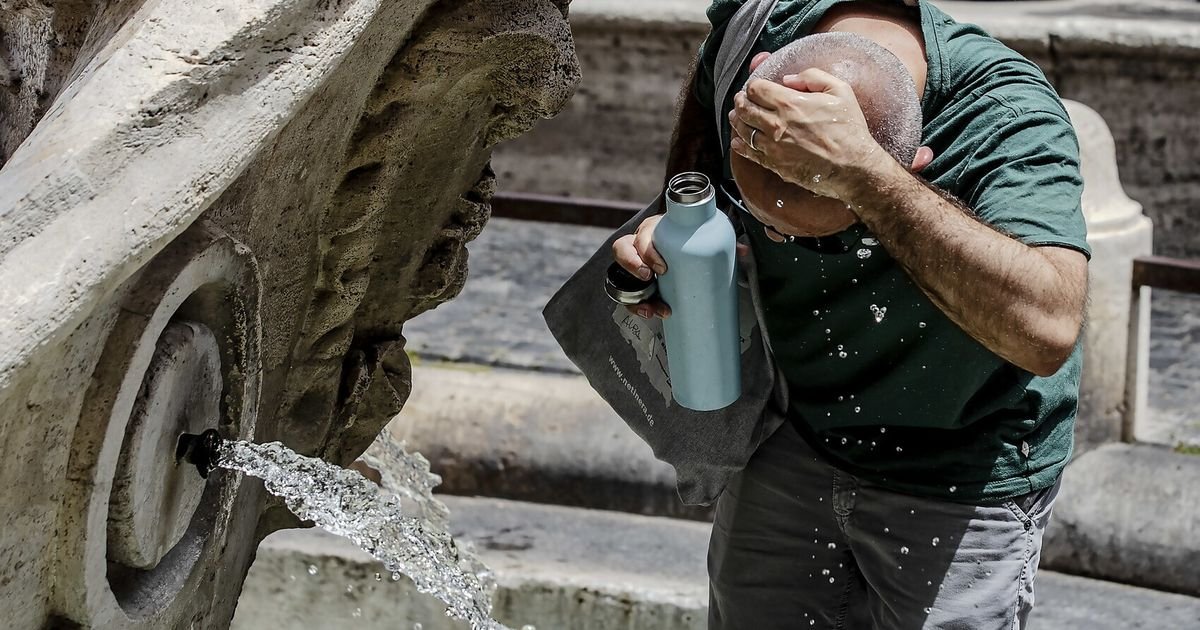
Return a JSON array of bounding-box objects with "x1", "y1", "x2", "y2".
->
[{"x1": 611, "y1": 0, "x2": 1090, "y2": 628}]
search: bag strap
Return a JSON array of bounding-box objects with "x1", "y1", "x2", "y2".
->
[{"x1": 712, "y1": 0, "x2": 780, "y2": 156}]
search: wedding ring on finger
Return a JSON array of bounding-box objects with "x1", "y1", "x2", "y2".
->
[{"x1": 749, "y1": 128, "x2": 760, "y2": 152}]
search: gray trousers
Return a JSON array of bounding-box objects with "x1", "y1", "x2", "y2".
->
[{"x1": 708, "y1": 421, "x2": 1060, "y2": 629}]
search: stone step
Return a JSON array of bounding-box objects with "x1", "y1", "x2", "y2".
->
[
  {"x1": 232, "y1": 496, "x2": 1200, "y2": 629},
  {"x1": 390, "y1": 362, "x2": 713, "y2": 520},
  {"x1": 394, "y1": 363, "x2": 1200, "y2": 596}
]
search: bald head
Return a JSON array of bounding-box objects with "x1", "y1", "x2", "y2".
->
[
  {"x1": 752, "y1": 31, "x2": 921, "y2": 166},
  {"x1": 731, "y1": 32, "x2": 924, "y2": 237}
]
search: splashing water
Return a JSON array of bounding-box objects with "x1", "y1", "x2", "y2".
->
[{"x1": 217, "y1": 435, "x2": 507, "y2": 630}]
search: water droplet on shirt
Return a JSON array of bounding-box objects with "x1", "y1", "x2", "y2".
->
[
  {"x1": 896, "y1": 446, "x2": 904, "y2": 453},
  {"x1": 838, "y1": 351, "x2": 848, "y2": 358},
  {"x1": 900, "y1": 546, "x2": 910, "y2": 555},
  {"x1": 822, "y1": 569, "x2": 830, "y2": 575},
  {"x1": 813, "y1": 310, "x2": 821, "y2": 316},
  {"x1": 307, "y1": 565, "x2": 319, "y2": 576},
  {"x1": 825, "y1": 328, "x2": 831, "y2": 334},
  {"x1": 374, "y1": 572, "x2": 382, "y2": 581},
  {"x1": 931, "y1": 537, "x2": 940, "y2": 546},
  {"x1": 919, "y1": 322, "x2": 927, "y2": 328},
  {"x1": 391, "y1": 572, "x2": 402, "y2": 581},
  {"x1": 777, "y1": 199, "x2": 785, "y2": 208},
  {"x1": 827, "y1": 542, "x2": 837, "y2": 550},
  {"x1": 838, "y1": 395, "x2": 844, "y2": 401},
  {"x1": 851, "y1": 278, "x2": 859, "y2": 284},
  {"x1": 870, "y1": 304, "x2": 888, "y2": 323},
  {"x1": 861, "y1": 237, "x2": 879, "y2": 246},
  {"x1": 883, "y1": 527, "x2": 890, "y2": 533},
  {"x1": 413, "y1": 624, "x2": 423, "y2": 630},
  {"x1": 854, "y1": 406, "x2": 861, "y2": 413},
  {"x1": 353, "y1": 608, "x2": 362, "y2": 618},
  {"x1": 880, "y1": 427, "x2": 887, "y2": 433},
  {"x1": 924, "y1": 607, "x2": 933, "y2": 614},
  {"x1": 841, "y1": 437, "x2": 848, "y2": 445},
  {"x1": 829, "y1": 577, "x2": 836, "y2": 584},
  {"x1": 949, "y1": 486, "x2": 957, "y2": 493},
  {"x1": 857, "y1": 248, "x2": 872, "y2": 260},
  {"x1": 813, "y1": 174, "x2": 823, "y2": 184}
]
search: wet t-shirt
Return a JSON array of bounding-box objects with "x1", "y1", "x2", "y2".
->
[{"x1": 696, "y1": 0, "x2": 1090, "y2": 501}]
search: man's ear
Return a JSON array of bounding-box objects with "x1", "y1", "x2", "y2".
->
[{"x1": 910, "y1": 146, "x2": 934, "y2": 173}]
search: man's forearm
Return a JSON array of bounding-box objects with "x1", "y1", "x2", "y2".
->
[{"x1": 845, "y1": 156, "x2": 1087, "y2": 376}]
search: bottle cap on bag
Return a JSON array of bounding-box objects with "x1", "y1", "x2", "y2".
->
[{"x1": 604, "y1": 262, "x2": 658, "y2": 305}]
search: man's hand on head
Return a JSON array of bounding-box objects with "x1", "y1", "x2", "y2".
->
[{"x1": 728, "y1": 69, "x2": 888, "y2": 203}]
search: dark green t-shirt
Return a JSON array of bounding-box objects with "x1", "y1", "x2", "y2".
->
[{"x1": 696, "y1": 0, "x2": 1090, "y2": 501}]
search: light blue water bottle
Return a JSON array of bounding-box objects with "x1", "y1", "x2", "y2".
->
[{"x1": 653, "y1": 172, "x2": 741, "y2": 411}]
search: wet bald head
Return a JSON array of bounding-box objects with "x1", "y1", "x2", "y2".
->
[
  {"x1": 752, "y1": 31, "x2": 921, "y2": 166},
  {"x1": 731, "y1": 32, "x2": 923, "y2": 236}
]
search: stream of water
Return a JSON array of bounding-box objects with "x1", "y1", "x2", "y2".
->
[{"x1": 218, "y1": 434, "x2": 507, "y2": 630}]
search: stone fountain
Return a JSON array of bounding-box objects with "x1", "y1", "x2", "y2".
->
[{"x1": 0, "y1": 1, "x2": 578, "y2": 628}]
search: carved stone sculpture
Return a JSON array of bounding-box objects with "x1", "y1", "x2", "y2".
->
[{"x1": 0, "y1": 0, "x2": 578, "y2": 627}]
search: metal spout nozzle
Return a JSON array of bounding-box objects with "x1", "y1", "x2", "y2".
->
[{"x1": 176, "y1": 429, "x2": 223, "y2": 479}]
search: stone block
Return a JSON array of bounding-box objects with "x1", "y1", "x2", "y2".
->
[{"x1": 1041, "y1": 442, "x2": 1200, "y2": 596}]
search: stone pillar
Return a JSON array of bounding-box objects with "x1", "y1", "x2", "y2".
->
[
  {"x1": 0, "y1": 0, "x2": 579, "y2": 627},
  {"x1": 1067, "y1": 100, "x2": 1153, "y2": 453}
]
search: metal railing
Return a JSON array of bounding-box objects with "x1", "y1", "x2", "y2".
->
[
  {"x1": 491, "y1": 192, "x2": 642, "y2": 228},
  {"x1": 1124, "y1": 256, "x2": 1200, "y2": 442}
]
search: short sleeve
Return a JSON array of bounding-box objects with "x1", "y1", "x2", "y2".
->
[{"x1": 959, "y1": 102, "x2": 1091, "y2": 258}]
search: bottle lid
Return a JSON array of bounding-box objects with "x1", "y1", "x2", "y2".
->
[{"x1": 604, "y1": 262, "x2": 657, "y2": 305}]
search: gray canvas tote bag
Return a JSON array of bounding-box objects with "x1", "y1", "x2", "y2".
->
[{"x1": 543, "y1": 0, "x2": 785, "y2": 506}]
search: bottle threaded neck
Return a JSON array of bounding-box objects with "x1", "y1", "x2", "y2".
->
[{"x1": 667, "y1": 172, "x2": 715, "y2": 205}]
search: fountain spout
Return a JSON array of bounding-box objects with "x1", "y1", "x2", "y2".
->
[{"x1": 176, "y1": 429, "x2": 223, "y2": 479}]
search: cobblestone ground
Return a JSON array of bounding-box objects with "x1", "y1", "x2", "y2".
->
[
  {"x1": 404, "y1": 218, "x2": 1199, "y2": 447},
  {"x1": 1145, "y1": 291, "x2": 1200, "y2": 447}
]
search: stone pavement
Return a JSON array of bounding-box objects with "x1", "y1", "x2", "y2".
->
[{"x1": 233, "y1": 496, "x2": 1200, "y2": 629}]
